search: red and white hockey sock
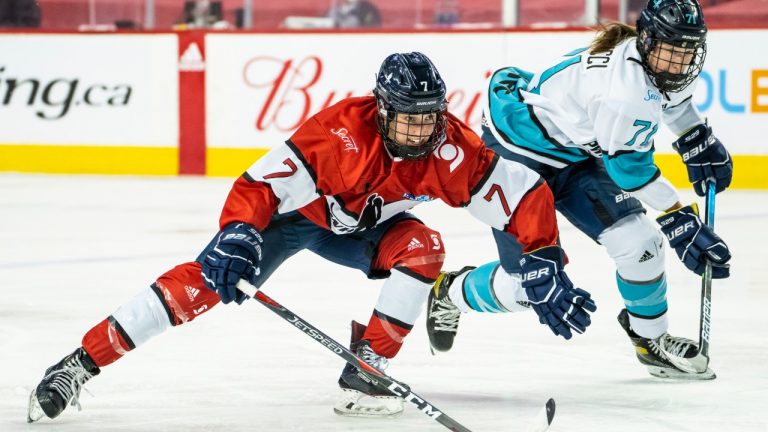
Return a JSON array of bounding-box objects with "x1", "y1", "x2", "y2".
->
[
  {"x1": 82, "y1": 262, "x2": 220, "y2": 367},
  {"x1": 363, "y1": 268, "x2": 433, "y2": 358}
]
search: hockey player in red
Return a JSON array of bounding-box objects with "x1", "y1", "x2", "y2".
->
[{"x1": 27, "y1": 52, "x2": 596, "y2": 422}]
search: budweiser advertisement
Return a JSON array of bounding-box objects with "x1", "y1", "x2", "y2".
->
[{"x1": 204, "y1": 32, "x2": 594, "y2": 149}]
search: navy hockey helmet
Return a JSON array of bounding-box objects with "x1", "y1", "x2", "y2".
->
[
  {"x1": 636, "y1": 0, "x2": 707, "y2": 93},
  {"x1": 374, "y1": 52, "x2": 448, "y2": 160}
]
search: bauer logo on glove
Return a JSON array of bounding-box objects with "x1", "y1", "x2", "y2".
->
[
  {"x1": 661, "y1": 220, "x2": 697, "y2": 241},
  {"x1": 521, "y1": 267, "x2": 552, "y2": 282},
  {"x1": 679, "y1": 134, "x2": 716, "y2": 163},
  {"x1": 519, "y1": 245, "x2": 597, "y2": 340},
  {"x1": 656, "y1": 204, "x2": 731, "y2": 278},
  {"x1": 672, "y1": 124, "x2": 733, "y2": 196}
]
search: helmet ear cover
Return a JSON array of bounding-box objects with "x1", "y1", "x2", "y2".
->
[{"x1": 374, "y1": 52, "x2": 448, "y2": 160}]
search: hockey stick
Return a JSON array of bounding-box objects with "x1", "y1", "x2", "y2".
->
[
  {"x1": 236, "y1": 280, "x2": 556, "y2": 432},
  {"x1": 695, "y1": 180, "x2": 716, "y2": 371}
]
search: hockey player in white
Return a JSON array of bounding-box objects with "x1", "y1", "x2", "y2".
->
[{"x1": 426, "y1": 0, "x2": 732, "y2": 380}]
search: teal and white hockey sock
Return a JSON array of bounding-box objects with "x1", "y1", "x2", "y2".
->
[
  {"x1": 449, "y1": 262, "x2": 531, "y2": 313},
  {"x1": 617, "y1": 272, "x2": 669, "y2": 338}
]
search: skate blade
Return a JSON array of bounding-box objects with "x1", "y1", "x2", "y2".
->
[
  {"x1": 429, "y1": 343, "x2": 445, "y2": 356},
  {"x1": 427, "y1": 340, "x2": 452, "y2": 356},
  {"x1": 527, "y1": 398, "x2": 556, "y2": 432},
  {"x1": 27, "y1": 389, "x2": 46, "y2": 423},
  {"x1": 647, "y1": 365, "x2": 716, "y2": 380},
  {"x1": 333, "y1": 388, "x2": 403, "y2": 418}
]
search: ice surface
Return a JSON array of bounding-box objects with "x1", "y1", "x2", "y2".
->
[{"x1": 1, "y1": 174, "x2": 766, "y2": 431}]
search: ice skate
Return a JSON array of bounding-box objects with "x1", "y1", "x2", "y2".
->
[
  {"x1": 426, "y1": 266, "x2": 474, "y2": 354},
  {"x1": 334, "y1": 321, "x2": 403, "y2": 417},
  {"x1": 618, "y1": 309, "x2": 715, "y2": 380},
  {"x1": 27, "y1": 347, "x2": 100, "y2": 423}
]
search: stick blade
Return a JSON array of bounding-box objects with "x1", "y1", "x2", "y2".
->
[{"x1": 527, "y1": 398, "x2": 556, "y2": 432}]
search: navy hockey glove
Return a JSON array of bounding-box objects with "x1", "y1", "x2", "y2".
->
[
  {"x1": 520, "y1": 246, "x2": 597, "y2": 340},
  {"x1": 657, "y1": 204, "x2": 731, "y2": 278},
  {"x1": 673, "y1": 124, "x2": 732, "y2": 196},
  {"x1": 201, "y1": 222, "x2": 263, "y2": 304}
]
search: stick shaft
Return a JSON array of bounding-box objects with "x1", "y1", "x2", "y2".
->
[
  {"x1": 698, "y1": 181, "x2": 716, "y2": 360},
  {"x1": 236, "y1": 280, "x2": 473, "y2": 432}
]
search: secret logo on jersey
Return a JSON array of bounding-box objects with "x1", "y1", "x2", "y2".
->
[
  {"x1": 434, "y1": 142, "x2": 464, "y2": 172},
  {"x1": 330, "y1": 127, "x2": 359, "y2": 153},
  {"x1": 328, "y1": 193, "x2": 384, "y2": 234},
  {"x1": 644, "y1": 90, "x2": 662, "y2": 102}
]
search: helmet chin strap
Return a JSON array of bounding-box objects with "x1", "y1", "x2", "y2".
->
[{"x1": 380, "y1": 139, "x2": 402, "y2": 161}]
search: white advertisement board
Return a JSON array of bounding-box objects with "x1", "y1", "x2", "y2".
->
[
  {"x1": 675, "y1": 30, "x2": 768, "y2": 154},
  {"x1": 206, "y1": 30, "x2": 767, "y2": 154},
  {"x1": 0, "y1": 34, "x2": 178, "y2": 147}
]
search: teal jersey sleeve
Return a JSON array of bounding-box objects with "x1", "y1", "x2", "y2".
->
[
  {"x1": 602, "y1": 149, "x2": 660, "y2": 191},
  {"x1": 485, "y1": 66, "x2": 587, "y2": 166}
]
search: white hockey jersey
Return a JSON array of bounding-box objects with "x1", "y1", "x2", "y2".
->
[{"x1": 484, "y1": 38, "x2": 704, "y2": 210}]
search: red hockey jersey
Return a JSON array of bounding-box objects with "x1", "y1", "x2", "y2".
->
[{"x1": 219, "y1": 96, "x2": 558, "y2": 252}]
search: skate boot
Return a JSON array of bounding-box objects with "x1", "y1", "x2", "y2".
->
[
  {"x1": 27, "y1": 347, "x2": 101, "y2": 422},
  {"x1": 617, "y1": 309, "x2": 715, "y2": 380},
  {"x1": 334, "y1": 321, "x2": 403, "y2": 417},
  {"x1": 426, "y1": 266, "x2": 474, "y2": 354}
]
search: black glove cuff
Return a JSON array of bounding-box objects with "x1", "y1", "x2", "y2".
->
[
  {"x1": 673, "y1": 124, "x2": 710, "y2": 154},
  {"x1": 521, "y1": 245, "x2": 565, "y2": 270},
  {"x1": 656, "y1": 204, "x2": 698, "y2": 228}
]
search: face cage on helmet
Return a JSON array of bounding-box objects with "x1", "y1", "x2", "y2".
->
[
  {"x1": 640, "y1": 36, "x2": 707, "y2": 93},
  {"x1": 376, "y1": 101, "x2": 448, "y2": 160}
]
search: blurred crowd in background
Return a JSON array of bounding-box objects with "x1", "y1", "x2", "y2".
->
[{"x1": 0, "y1": 0, "x2": 760, "y2": 31}]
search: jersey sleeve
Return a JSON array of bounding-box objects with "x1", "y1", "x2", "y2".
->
[
  {"x1": 508, "y1": 179, "x2": 559, "y2": 252},
  {"x1": 590, "y1": 97, "x2": 662, "y2": 191},
  {"x1": 445, "y1": 145, "x2": 558, "y2": 253},
  {"x1": 219, "y1": 174, "x2": 280, "y2": 231},
  {"x1": 218, "y1": 116, "x2": 345, "y2": 230},
  {"x1": 601, "y1": 150, "x2": 660, "y2": 192},
  {"x1": 589, "y1": 95, "x2": 680, "y2": 209},
  {"x1": 662, "y1": 92, "x2": 704, "y2": 135},
  {"x1": 629, "y1": 176, "x2": 679, "y2": 211}
]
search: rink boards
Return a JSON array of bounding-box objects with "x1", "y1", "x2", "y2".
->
[{"x1": 0, "y1": 29, "x2": 766, "y2": 187}]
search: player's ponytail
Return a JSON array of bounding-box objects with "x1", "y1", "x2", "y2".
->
[{"x1": 590, "y1": 22, "x2": 638, "y2": 54}]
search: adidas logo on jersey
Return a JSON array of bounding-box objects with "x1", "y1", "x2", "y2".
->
[
  {"x1": 407, "y1": 238, "x2": 424, "y2": 251},
  {"x1": 639, "y1": 251, "x2": 655, "y2": 263},
  {"x1": 185, "y1": 286, "x2": 201, "y2": 302}
]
